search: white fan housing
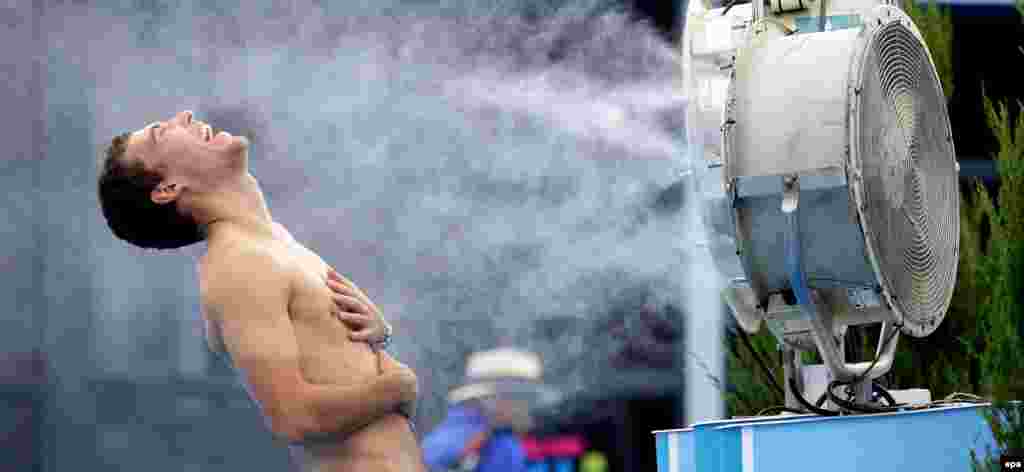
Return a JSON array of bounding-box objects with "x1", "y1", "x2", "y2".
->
[{"x1": 683, "y1": 0, "x2": 959, "y2": 388}]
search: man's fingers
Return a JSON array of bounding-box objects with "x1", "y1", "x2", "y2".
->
[
  {"x1": 325, "y1": 268, "x2": 384, "y2": 317},
  {"x1": 349, "y1": 329, "x2": 374, "y2": 341},
  {"x1": 333, "y1": 293, "x2": 371, "y2": 314},
  {"x1": 326, "y1": 269, "x2": 373, "y2": 302},
  {"x1": 327, "y1": 279, "x2": 358, "y2": 296},
  {"x1": 327, "y1": 280, "x2": 381, "y2": 315},
  {"x1": 341, "y1": 318, "x2": 375, "y2": 341},
  {"x1": 335, "y1": 310, "x2": 370, "y2": 325},
  {"x1": 327, "y1": 268, "x2": 354, "y2": 288}
]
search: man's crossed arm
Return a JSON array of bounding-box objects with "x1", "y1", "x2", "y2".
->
[{"x1": 202, "y1": 246, "x2": 417, "y2": 442}]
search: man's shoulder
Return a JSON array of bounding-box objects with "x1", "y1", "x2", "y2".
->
[
  {"x1": 199, "y1": 239, "x2": 290, "y2": 305},
  {"x1": 207, "y1": 237, "x2": 278, "y2": 265}
]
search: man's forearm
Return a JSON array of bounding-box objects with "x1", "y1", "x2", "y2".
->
[{"x1": 302, "y1": 371, "x2": 406, "y2": 438}]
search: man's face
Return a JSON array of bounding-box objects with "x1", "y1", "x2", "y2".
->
[
  {"x1": 123, "y1": 110, "x2": 250, "y2": 193},
  {"x1": 487, "y1": 397, "x2": 533, "y2": 432}
]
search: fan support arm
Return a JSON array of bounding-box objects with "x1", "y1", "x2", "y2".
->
[{"x1": 781, "y1": 175, "x2": 900, "y2": 406}]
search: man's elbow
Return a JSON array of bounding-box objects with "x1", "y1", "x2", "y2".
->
[
  {"x1": 265, "y1": 398, "x2": 319, "y2": 443},
  {"x1": 274, "y1": 419, "x2": 313, "y2": 443}
]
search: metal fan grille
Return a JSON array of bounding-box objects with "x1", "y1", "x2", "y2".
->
[{"x1": 857, "y1": 22, "x2": 959, "y2": 336}]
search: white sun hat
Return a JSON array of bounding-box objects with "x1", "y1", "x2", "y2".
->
[{"x1": 447, "y1": 348, "x2": 544, "y2": 404}]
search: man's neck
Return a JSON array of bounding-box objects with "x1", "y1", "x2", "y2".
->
[{"x1": 196, "y1": 174, "x2": 277, "y2": 244}]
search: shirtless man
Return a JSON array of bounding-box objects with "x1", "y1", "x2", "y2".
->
[{"x1": 96, "y1": 110, "x2": 426, "y2": 472}]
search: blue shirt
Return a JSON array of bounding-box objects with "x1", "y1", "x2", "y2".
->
[{"x1": 421, "y1": 403, "x2": 528, "y2": 472}]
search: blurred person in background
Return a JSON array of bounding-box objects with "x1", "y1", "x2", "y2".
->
[
  {"x1": 96, "y1": 110, "x2": 424, "y2": 472},
  {"x1": 422, "y1": 348, "x2": 544, "y2": 472}
]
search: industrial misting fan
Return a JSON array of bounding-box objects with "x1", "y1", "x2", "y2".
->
[{"x1": 682, "y1": 0, "x2": 960, "y2": 412}]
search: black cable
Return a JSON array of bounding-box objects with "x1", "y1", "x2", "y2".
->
[
  {"x1": 873, "y1": 381, "x2": 899, "y2": 407},
  {"x1": 725, "y1": 327, "x2": 747, "y2": 362},
  {"x1": 735, "y1": 326, "x2": 786, "y2": 402},
  {"x1": 756, "y1": 405, "x2": 808, "y2": 416},
  {"x1": 826, "y1": 380, "x2": 909, "y2": 414},
  {"x1": 827, "y1": 381, "x2": 891, "y2": 413},
  {"x1": 815, "y1": 391, "x2": 828, "y2": 408},
  {"x1": 789, "y1": 377, "x2": 840, "y2": 416},
  {"x1": 724, "y1": 327, "x2": 776, "y2": 413},
  {"x1": 833, "y1": 321, "x2": 903, "y2": 390},
  {"x1": 721, "y1": 0, "x2": 753, "y2": 15},
  {"x1": 729, "y1": 384, "x2": 759, "y2": 415},
  {"x1": 725, "y1": 345, "x2": 760, "y2": 412},
  {"x1": 814, "y1": 322, "x2": 903, "y2": 413},
  {"x1": 734, "y1": 317, "x2": 903, "y2": 416},
  {"x1": 721, "y1": 0, "x2": 739, "y2": 15},
  {"x1": 814, "y1": 381, "x2": 898, "y2": 409}
]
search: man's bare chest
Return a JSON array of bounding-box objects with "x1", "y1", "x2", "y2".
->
[
  {"x1": 199, "y1": 238, "x2": 348, "y2": 352},
  {"x1": 259, "y1": 242, "x2": 381, "y2": 381}
]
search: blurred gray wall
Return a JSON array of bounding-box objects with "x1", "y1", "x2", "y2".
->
[{"x1": 2, "y1": 2, "x2": 46, "y2": 471}]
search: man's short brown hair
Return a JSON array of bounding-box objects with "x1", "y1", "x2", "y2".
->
[{"x1": 97, "y1": 133, "x2": 203, "y2": 249}]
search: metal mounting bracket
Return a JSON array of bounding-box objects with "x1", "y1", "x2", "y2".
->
[{"x1": 781, "y1": 174, "x2": 900, "y2": 389}]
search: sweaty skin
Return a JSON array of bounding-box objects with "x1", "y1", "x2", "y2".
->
[
  {"x1": 199, "y1": 222, "x2": 425, "y2": 472},
  {"x1": 112, "y1": 110, "x2": 424, "y2": 471}
]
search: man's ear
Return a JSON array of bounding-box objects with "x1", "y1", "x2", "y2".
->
[{"x1": 151, "y1": 181, "x2": 184, "y2": 205}]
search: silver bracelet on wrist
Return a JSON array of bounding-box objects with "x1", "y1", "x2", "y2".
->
[{"x1": 375, "y1": 322, "x2": 393, "y2": 350}]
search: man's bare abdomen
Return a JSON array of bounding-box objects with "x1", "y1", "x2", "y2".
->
[
  {"x1": 285, "y1": 245, "x2": 423, "y2": 472},
  {"x1": 291, "y1": 413, "x2": 422, "y2": 472},
  {"x1": 289, "y1": 323, "x2": 424, "y2": 472}
]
